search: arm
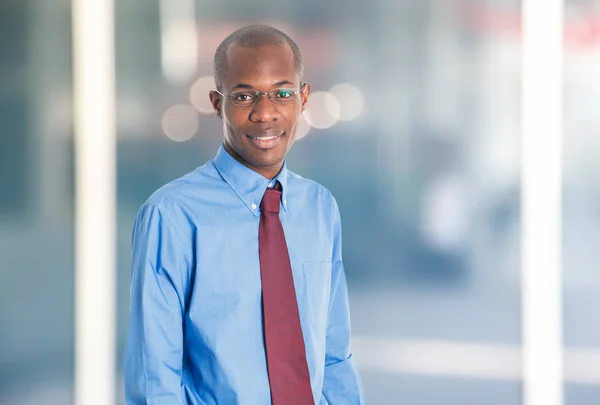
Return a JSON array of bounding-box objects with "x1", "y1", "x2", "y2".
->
[
  {"x1": 322, "y1": 198, "x2": 364, "y2": 404},
  {"x1": 124, "y1": 204, "x2": 191, "y2": 404}
]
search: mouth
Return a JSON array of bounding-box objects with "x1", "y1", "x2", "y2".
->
[{"x1": 246, "y1": 130, "x2": 284, "y2": 149}]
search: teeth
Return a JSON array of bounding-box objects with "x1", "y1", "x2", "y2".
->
[{"x1": 255, "y1": 136, "x2": 277, "y2": 140}]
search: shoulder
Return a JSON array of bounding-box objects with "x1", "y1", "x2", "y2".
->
[
  {"x1": 142, "y1": 163, "x2": 218, "y2": 214},
  {"x1": 287, "y1": 169, "x2": 339, "y2": 212},
  {"x1": 132, "y1": 163, "x2": 222, "y2": 239},
  {"x1": 132, "y1": 165, "x2": 218, "y2": 246}
]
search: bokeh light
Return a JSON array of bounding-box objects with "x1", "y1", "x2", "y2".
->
[
  {"x1": 189, "y1": 76, "x2": 216, "y2": 114},
  {"x1": 329, "y1": 83, "x2": 365, "y2": 121},
  {"x1": 161, "y1": 104, "x2": 199, "y2": 142},
  {"x1": 303, "y1": 91, "x2": 341, "y2": 129}
]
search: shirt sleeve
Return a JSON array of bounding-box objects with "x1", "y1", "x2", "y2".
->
[
  {"x1": 322, "y1": 197, "x2": 365, "y2": 404},
  {"x1": 124, "y1": 203, "x2": 192, "y2": 405}
]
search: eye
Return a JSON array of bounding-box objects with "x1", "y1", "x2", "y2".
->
[
  {"x1": 232, "y1": 92, "x2": 255, "y2": 104},
  {"x1": 274, "y1": 89, "x2": 294, "y2": 99}
]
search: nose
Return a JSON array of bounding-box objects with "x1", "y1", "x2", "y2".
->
[{"x1": 249, "y1": 94, "x2": 279, "y2": 123}]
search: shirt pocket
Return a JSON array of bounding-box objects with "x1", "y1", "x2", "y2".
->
[{"x1": 301, "y1": 261, "x2": 332, "y2": 330}]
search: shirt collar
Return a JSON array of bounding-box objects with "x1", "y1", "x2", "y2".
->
[{"x1": 212, "y1": 143, "x2": 288, "y2": 216}]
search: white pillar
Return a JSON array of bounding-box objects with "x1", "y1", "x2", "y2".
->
[
  {"x1": 521, "y1": 1, "x2": 564, "y2": 405},
  {"x1": 72, "y1": 0, "x2": 116, "y2": 404}
]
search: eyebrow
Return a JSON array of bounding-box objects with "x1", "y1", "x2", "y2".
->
[{"x1": 231, "y1": 80, "x2": 295, "y2": 90}]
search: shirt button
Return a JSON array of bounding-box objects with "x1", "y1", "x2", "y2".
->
[
  {"x1": 251, "y1": 203, "x2": 257, "y2": 210},
  {"x1": 268, "y1": 181, "x2": 274, "y2": 188}
]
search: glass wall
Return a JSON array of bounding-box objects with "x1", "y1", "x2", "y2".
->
[{"x1": 0, "y1": 1, "x2": 75, "y2": 404}]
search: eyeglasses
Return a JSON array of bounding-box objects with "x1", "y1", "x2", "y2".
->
[{"x1": 215, "y1": 83, "x2": 308, "y2": 107}]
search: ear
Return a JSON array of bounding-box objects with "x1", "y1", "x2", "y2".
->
[
  {"x1": 300, "y1": 83, "x2": 310, "y2": 113},
  {"x1": 209, "y1": 91, "x2": 223, "y2": 119}
]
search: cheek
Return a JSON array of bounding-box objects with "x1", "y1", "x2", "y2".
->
[
  {"x1": 283, "y1": 110, "x2": 302, "y2": 134},
  {"x1": 223, "y1": 110, "x2": 247, "y2": 134},
  {"x1": 281, "y1": 105, "x2": 301, "y2": 124}
]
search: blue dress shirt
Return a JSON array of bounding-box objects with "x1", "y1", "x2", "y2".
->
[{"x1": 124, "y1": 144, "x2": 364, "y2": 405}]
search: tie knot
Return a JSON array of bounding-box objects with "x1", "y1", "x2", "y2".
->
[{"x1": 260, "y1": 185, "x2": 281, "y2": 214}]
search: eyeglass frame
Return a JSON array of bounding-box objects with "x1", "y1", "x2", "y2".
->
[{"x1": 214, "y1": 82, "x2": 309, "y2": 107}]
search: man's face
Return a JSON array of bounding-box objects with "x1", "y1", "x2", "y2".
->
[{"x1": 210, "y1": 43, "x2": 310, "y2": 179}]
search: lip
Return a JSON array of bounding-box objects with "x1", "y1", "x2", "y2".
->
[{"x1": 246, "y1": 129, "x2": 284, "y2": 150}]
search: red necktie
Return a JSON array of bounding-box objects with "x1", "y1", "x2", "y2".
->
[{"x1": 259, "y1": 182, "x2": 314, "y2": 405}]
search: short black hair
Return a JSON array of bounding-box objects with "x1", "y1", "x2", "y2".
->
[{"x1": 213, "y1": 24, "x2": 304, "y2": 90}]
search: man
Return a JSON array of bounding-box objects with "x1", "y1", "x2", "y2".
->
[{"x1": 124, "y1": 25, "x2": 363, "y2": 405}]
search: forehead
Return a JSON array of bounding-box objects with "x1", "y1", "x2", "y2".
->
[{"x1": 223, "y1": 43, "x2": 298, "y2": 88}]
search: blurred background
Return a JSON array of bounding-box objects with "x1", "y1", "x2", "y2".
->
[{"x1": 1, "y1": 0, "x2": 599, "y2": 404}]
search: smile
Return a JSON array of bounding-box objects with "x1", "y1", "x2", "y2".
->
[
  {"x1": 251, "y1": 135, "x2": 280, "y2": 141},
  {"x1": 246, "y1": 132, "x2": 284, "y2": 149}
]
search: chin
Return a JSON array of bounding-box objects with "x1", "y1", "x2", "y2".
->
[
  {"x1": 227, "y1": 136, "x2": 289, "y2": 171},
  {"x1": 252, "y1": 154, "x2": 284, "y2": 169}
]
